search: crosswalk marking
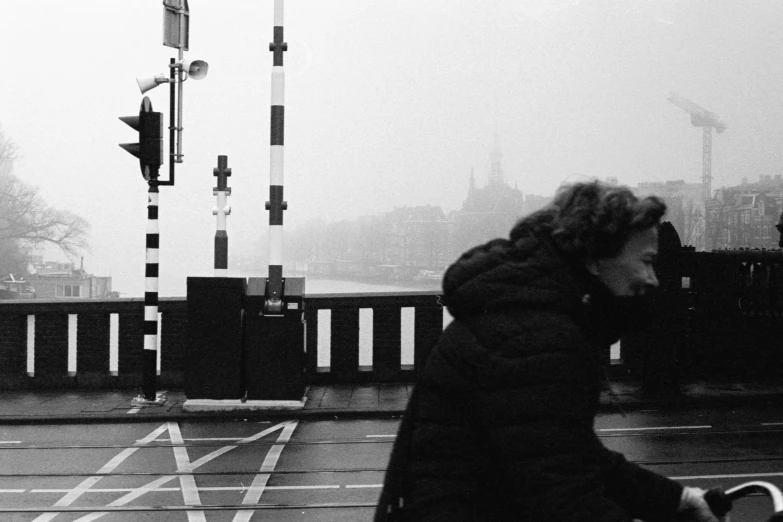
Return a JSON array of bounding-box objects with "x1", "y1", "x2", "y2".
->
[
  {"x1": 30, "y1": 421, "x2": 297, "y2": 522},
  {"x1": 234, "y1": 421, "x2": 298, "y2": 522},
  {"x1": 168, "y1": 421, "x2": 206, "y2": 522}
]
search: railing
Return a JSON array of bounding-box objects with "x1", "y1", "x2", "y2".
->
[
  {"x1": 681, "y1": 248, "x2": 783, "y2": 317},
  {"x1": 4, "y1": 247, "x2": 780, "y2": 392},
  {"x1": 676, "y1": 248, "x2": 783, "y2": 378},
  {"x1": 304, "y1": 291, "x2": 447, "y2": 384},
  {"x1": 0, "y1": 292, "x2": 450, "y2": 390},
  {"x1": 0, "y1": 298, "x2": 187, "y2": 390}
]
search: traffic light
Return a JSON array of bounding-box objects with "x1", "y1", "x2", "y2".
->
[{"x1": 120, "y1": 96, "x2": 164, "y2": 181}]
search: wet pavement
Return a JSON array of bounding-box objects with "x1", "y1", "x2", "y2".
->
[{"x1": 4, "y1": 402, "x2": 783, "y2": 520}]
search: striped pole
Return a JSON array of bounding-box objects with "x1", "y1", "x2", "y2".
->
[
  {"x1": 265, "y1": 0, "x2": 287, "y2": 314},
  {"x1": 213, "y1": 155, "x2": 232, "y2": 277},
  {"x1": 143, "y1": 184, "x2": 160, "y2": 401}
]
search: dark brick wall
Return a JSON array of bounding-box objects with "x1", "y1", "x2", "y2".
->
[
  {"x1": 77, "y1": 313, "x2": 110, "y2": 373},
  {"x1": 372, "y1": 307, "x2": 402, "y2": 381},
  {"x1": 34, "y1": 314, "x2": 69, "y2": 384},
  {"x1": 0, "y1": 313, "x2": 27, "y2": 379},
  {"x1": 0, "y1": 292, "x2": 448, "y2": 389},
  {"x1": 118, "y1": 312, "x2": 144, "y2": 378},
  {"x1": 162, "y1": 309, "x2": 187, "y2": 373},
  {"x1": 330, "y1": 308, "x2": 360, "y2": 382}
]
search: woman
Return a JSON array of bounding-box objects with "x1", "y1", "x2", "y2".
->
[{"x1": 376, "y1": 181, "x2": 719, "y2": 521}]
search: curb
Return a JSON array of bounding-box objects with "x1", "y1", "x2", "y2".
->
[{"x1": 3, "y1": 393, "x2": 783, "y2": 425}]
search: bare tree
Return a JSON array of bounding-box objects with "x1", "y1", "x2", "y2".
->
[
  {"x1": 0, "y1": 170, "x2": 89, "y2": 257},
  {"x1": 0, "y1": 128, "x2": 89, "y2": 270},
  {"x1": 0, "y1": 126, "x2": 19, "y2": 177}
]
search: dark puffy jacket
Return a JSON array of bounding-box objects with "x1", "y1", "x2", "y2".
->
[{"x1": 376, "y1": 228, "x2": 683, "y2": 521}]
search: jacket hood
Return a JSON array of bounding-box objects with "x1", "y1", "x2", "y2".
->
[{"x1": 442, "y1": 226, "x2": 586, "y2": 320}]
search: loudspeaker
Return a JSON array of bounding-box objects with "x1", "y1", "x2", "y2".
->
[
  {"x1": 182, "y1": 59, "x2": 208, "y2": 80},
  {"x1": 136, "y1": 74, "x2": 168, "y2": 94}
]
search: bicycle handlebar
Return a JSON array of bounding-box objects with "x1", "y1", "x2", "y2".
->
[{"x1": 704, "y1": 481, "x2": 783, "y2": 522}]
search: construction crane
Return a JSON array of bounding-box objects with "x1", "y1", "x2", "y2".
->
[{"x1": 667, "y1": 91, "x2": 727, "y2": 201}]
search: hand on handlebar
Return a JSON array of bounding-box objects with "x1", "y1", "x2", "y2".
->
[{"x1": 678, "y1": 487, "x2": 726, "y2": 522}]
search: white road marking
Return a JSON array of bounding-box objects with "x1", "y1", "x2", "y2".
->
[
  {"x1": 158, "y1": 437, "x2": 242, "y2": 442},
  {"x1": 234, "y1": 421, "x2": 298, "y2": 522},
  {"x1": 32, "y1": 424, "x2": 170, "y2": 522},
  {"x1": 598, "y1": 425, "x2": 712, "y2": 432},
  {"x1": 346, "y1": 484, "x2": 383, "y2": 488},
  {"x1": 366, "y1": 435, "x2": 396, "y2": 438},
  {"x1": 67, "y1": 421, "x2": 295, "y2": 522},
  {"x1": 0, "y1": 441, "x2": 21, "y2": 444},
  {"x1": 0, "y1": 490, "x2": 25, "y2": 493},
  {"x1": 168, "y1": 421, "x2": 206, "y2": 522},
  {"x1": 30, "y1": 485, "x2": 344, "y2": 493},
  {"x1": 761, "y1": 422, "x2": 783, "y2": 426}
]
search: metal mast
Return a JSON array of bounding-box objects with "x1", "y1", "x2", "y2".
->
[{"x1": 667, "y1": 92, "x2": 727, "y2": 202}]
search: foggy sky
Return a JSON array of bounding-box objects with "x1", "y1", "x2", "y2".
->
[{"x1": 1, "y1": 0, "x2": 782, "y2": 296}]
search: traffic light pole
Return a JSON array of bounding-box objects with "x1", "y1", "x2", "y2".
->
[{"x1": 143, "y1": 179, "x2": 160, "y2": 401}]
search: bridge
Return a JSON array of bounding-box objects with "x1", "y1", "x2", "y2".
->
[{"x1": 1, "y1": 230, "x2": 782, "y2": 520}]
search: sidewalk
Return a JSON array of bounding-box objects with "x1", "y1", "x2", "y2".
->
[{"x1": 2, "y1": 380, "x2": 783, "y2": 423}]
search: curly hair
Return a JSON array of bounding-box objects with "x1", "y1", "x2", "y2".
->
[{"x1": 510, "y1": 181, "x2": 666, "y2": 263}]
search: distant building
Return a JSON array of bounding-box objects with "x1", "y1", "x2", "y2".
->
[
  {"x1": 451, "y1": 140, "x2": 525, "y2": 257},
  {"x1": 634, "y1": 180, "x2": 705, "y2": 250},
  {"x1": 705, "y1": 175, "x2": 783, "y2": 250},
  {"x1": 360, "y1": 205, "x2": 452, "y2": 278},
  {"x1": 523, "y1": 194, "x2": 552, "y2": 216},
  {"x1": 27, "y1": 259, "x2": 113, "y2": 299}
]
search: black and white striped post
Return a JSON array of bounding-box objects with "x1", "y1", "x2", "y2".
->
[
  {"x1": 121, "y1": 96, "x2": 165, "y2": 404},
  {"x1": 143, "y1": 184, "x2": 160, "y2": 401},
  {"x1": 213, "y1": 155, "x2": 231, "y2": 277},
  {"x1": 264, "y1": 0, "x2": 287, "y2": 315}
]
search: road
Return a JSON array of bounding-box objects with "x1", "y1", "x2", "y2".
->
[{"x1": 1, "y1": 403, "x2": 783, "y2": 521}]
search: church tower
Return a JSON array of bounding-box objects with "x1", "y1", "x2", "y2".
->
[{"x1": 488, "y1": 133, "x2": 505, "y2": 186}]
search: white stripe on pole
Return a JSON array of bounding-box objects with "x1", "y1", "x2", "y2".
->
[
  {"x1": 26, "y1": 315, "x2": 35, "y2": 377},
  {"x1": 110, "y1": 313, "x2": 119, "y2": 376},
  {"x1": 270, "y1": 147, "x2": 284, "y2": 185},
  {"x1": 359, "y1": 308, "x2": 373, "y2": 370},
  {"x1": 68, "y1": 314, "x2": 77, "y2": 376},
  {"x1": 216, "y1": 193, "x2": 227, "y2": 231},
  {"x1": 317, "y1": 309, "x2": 331, "y2": 370},
  {"x1": 145, "y1": 277, "x2": 159, "y2": 293},
  {"x1": 271, "y1": 68, "x2": 285, "y2": 105},
  {"x1": 274, "y1": 0, "x2": 284, "y2": 25},
  {"x1": 269, "y1": 226, "x2": 283, "y2": 265},
  {"x1": 144, "y1": 334, "x2": 157, "y2": 352},
  {"x1": 401, "y1": 307, "x2": 415, "y2": 367},
  {"x1": 145, "y1": 248, "x2": 160, "y2": 264},
  {"x1": 157, "y1": 312, "x2": 163, "y2": 375},
  {"x1": 145, "y1": 307, "x2": 158, "y2": 322}
]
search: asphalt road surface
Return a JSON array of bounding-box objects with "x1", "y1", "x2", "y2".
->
[{"x1": 2, "y1": 403, "x2": 783, "y2": 521}]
